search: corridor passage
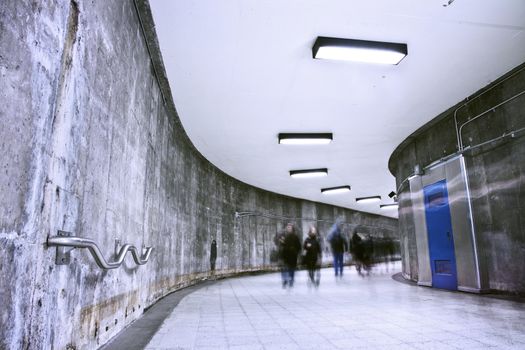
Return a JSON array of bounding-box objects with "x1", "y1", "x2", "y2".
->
[{"x1": 143, "y1": 263, "x2": 523, "y2": 350}]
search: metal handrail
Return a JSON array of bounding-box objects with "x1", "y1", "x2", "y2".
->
[
  {"x1": 458, "y1": 89, "x2": 525, "y2": 151},
  {"x1": 453, "y1": 64, "x2": 525, "y2": 152},
  {"x1": 234, "y1": 211, "x2": 396, "y2": 232},
  {"x1": 47, "y1": 232, "x2": 153, "y2": 269}
]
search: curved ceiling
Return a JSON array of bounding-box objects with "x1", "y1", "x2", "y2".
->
[{"x1": 149, "y1": 0, "x2": 525, "y2": 218}]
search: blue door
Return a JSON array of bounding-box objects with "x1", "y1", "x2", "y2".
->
[{"x1": 424, "y1": 180, "x2": 458, "y2": 290}]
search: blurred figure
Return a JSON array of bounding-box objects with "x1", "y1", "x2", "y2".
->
[
  {"x1": 327, "y1": 221, "x2": 348, "y2": 278},
  {"x1": 281, "y1": 223, "x2": 301, "y2": 288},
  {"x1": 303, "y1": 226, "x2": 322, "y2": 287},
  {"x1": 210, "y1": 239, "x2": 217, "y2": 273},
  {"x1": 351, "y1": 235, "x2": 400, "y2": 274},
  {"x1": 273, "y1": 227, "x2": 287, "y2": 283},
  {"x1": 350, "y1": 232, "x2": 373, "y2": 276},
  {"x1": 350, "y1": 232, "x2": 365, "y2": 276}
]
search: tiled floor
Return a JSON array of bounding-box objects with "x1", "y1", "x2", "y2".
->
[{"x1": 145, "y1": 263, "x2": 525, "y2": 349}]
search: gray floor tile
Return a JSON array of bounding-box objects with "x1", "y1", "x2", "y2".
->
[
  {"x1": 142, "y1": 263, "x2": 525, "y2": 350},
  {"x1": 409, "y1": 341, "x2": 459, "y2": 350}
]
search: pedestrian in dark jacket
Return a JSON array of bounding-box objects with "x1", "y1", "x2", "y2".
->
[
  {"x1": 351, "y1": 232, "x2": 373, "y2": 276},
  {"x1": 273, "y1": 229, "x2": 287, "y2": 282},
  {"x1": 281, "y1": 223, "x2": 301, "y2": 288},
  {"x1": 328, "y1": 221, "x2": 348, "y2": 278},
  {"x1": 303, "y1": 226, "x2": 322, "y2": 287},
  {"x1": 210, "y1": 240, "x2": 217, "y2": 272}
]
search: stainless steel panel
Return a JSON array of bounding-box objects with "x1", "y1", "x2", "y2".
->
[
  {"x1": 415, "y1": 155, "x2": 486, "y2": 293},
  {"x1": 414, "y1": 159, "x2": 448, "y2": 287},
  {"x1": 444, "y1": 157, "x2": 481, "y2": 291},
  {"x1": 422, "y1": 163, "x2": 446, "y2": 187},
  {"x1": 409, "y1": 175, "x2": 432, "y2": 286}
]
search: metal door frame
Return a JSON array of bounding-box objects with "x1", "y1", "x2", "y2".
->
[
  {"x1": 409, "y1": 155, "x2": 487, "y2": 293},
  {"x1": 423, "y1": 179, "x2": 458, "y2": 290}
]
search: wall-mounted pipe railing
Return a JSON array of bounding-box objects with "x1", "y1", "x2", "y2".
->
[
  {"x1": 397, "y1": 122, "x2": 525, "y2": 196},
  {"x1": 458, "y1": 89, "x2": 525, "y2": 151},
  {"x1": 234, "y1": 211, "x2": 395, "y2": 233},
  {"x1": 236, "y1": 210, "x2": 341, "y2": 224},
  {"x1": 453, "y1": 65, "x2": 525, "y2": 152},
  {"x1": 47, "y1": 230, "x2": 153, "y2": 269},
  {"x1": 397, "y1": 66, "x2": 525, "y2": 196}
]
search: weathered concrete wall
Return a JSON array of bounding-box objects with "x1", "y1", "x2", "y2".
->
[
  {"x1": 389, "y1": 62, "x2": 525, "y2": 293},
  {"x1": 0, "y1": 1, "x2": 398, "y2": 349}
]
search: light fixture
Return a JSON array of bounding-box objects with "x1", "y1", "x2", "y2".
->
[
  {"x1": 312, "y1": 36, "x2": 408, "y2": 65},
  {"x1": 290, "y1": 168, "x2": 328, "y2": 178},
  {"x1": 356, "y1": 195, "x2": 381, "y2": 203},
  {"x1": 321, "y1": 185, "x2": 351, "y2": 194},
  {"x1": 278, "y1": 133, "x2": 333, "y2": 145},
  {"x1": 380, "y1": 203, "x2": 399, "y2": 209}
]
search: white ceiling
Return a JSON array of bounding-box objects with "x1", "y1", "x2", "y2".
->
[{"x1": 149, "y1": 0, "x2": 525, "y2": 218}]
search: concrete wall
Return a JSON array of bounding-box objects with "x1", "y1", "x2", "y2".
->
[
  {"x1": 389, "y1": 62, "x2": 525, "y2": 294},
  {"x1": 0, "y1": 1, "x2": 398, "y2": 349}
]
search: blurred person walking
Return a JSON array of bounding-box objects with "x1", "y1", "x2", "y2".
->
[
  {"x1": 328, "y1": 220, "x2": 348, "y2": 278},
  {"x1": 280, "y1": 223, "x2": 301, "y2": 288},
  {"x1": 210, "y1": 239, "x2": 217, "y2": 273},
  {"x1": 273, "y1": 226, "x2": 287, "y2": 285},
  {"x1": 350, "y1": 232, "x2": 377, "y2": 276},
  {"x1": 303, "y1": 226, "x2": 322, "y2": 287}
]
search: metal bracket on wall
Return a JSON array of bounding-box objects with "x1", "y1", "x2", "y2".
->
[
  {"x1": 47, "y1": 231, "x2": 153, "y2": 270},
  {"x1": 54, "y1": 230, "x2": 75, "y2": 265}
]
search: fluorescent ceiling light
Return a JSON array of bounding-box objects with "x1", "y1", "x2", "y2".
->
[
  {"x1": 356, "y1": 195, "x2": 381, "y2": 203},
  {"x1": 279, "y1": 133, "x2": 333, "y2": 145},
  {"x1": 312, "y1": 37, "x2": 407, "y2": 65},
  {"x1": 321, "y1": 185, "x2": 351, "y2": 194},
  {"x1": 380, "y1": 203, "x2": 399, "y2": 209},
  {"x1": 290, "y1": 168, "x2": 328, "y2": 178}
]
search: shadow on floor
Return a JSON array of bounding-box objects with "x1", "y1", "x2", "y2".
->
[{"x1": 392, "y1": 272, "x2": 525, "y2": 303}]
